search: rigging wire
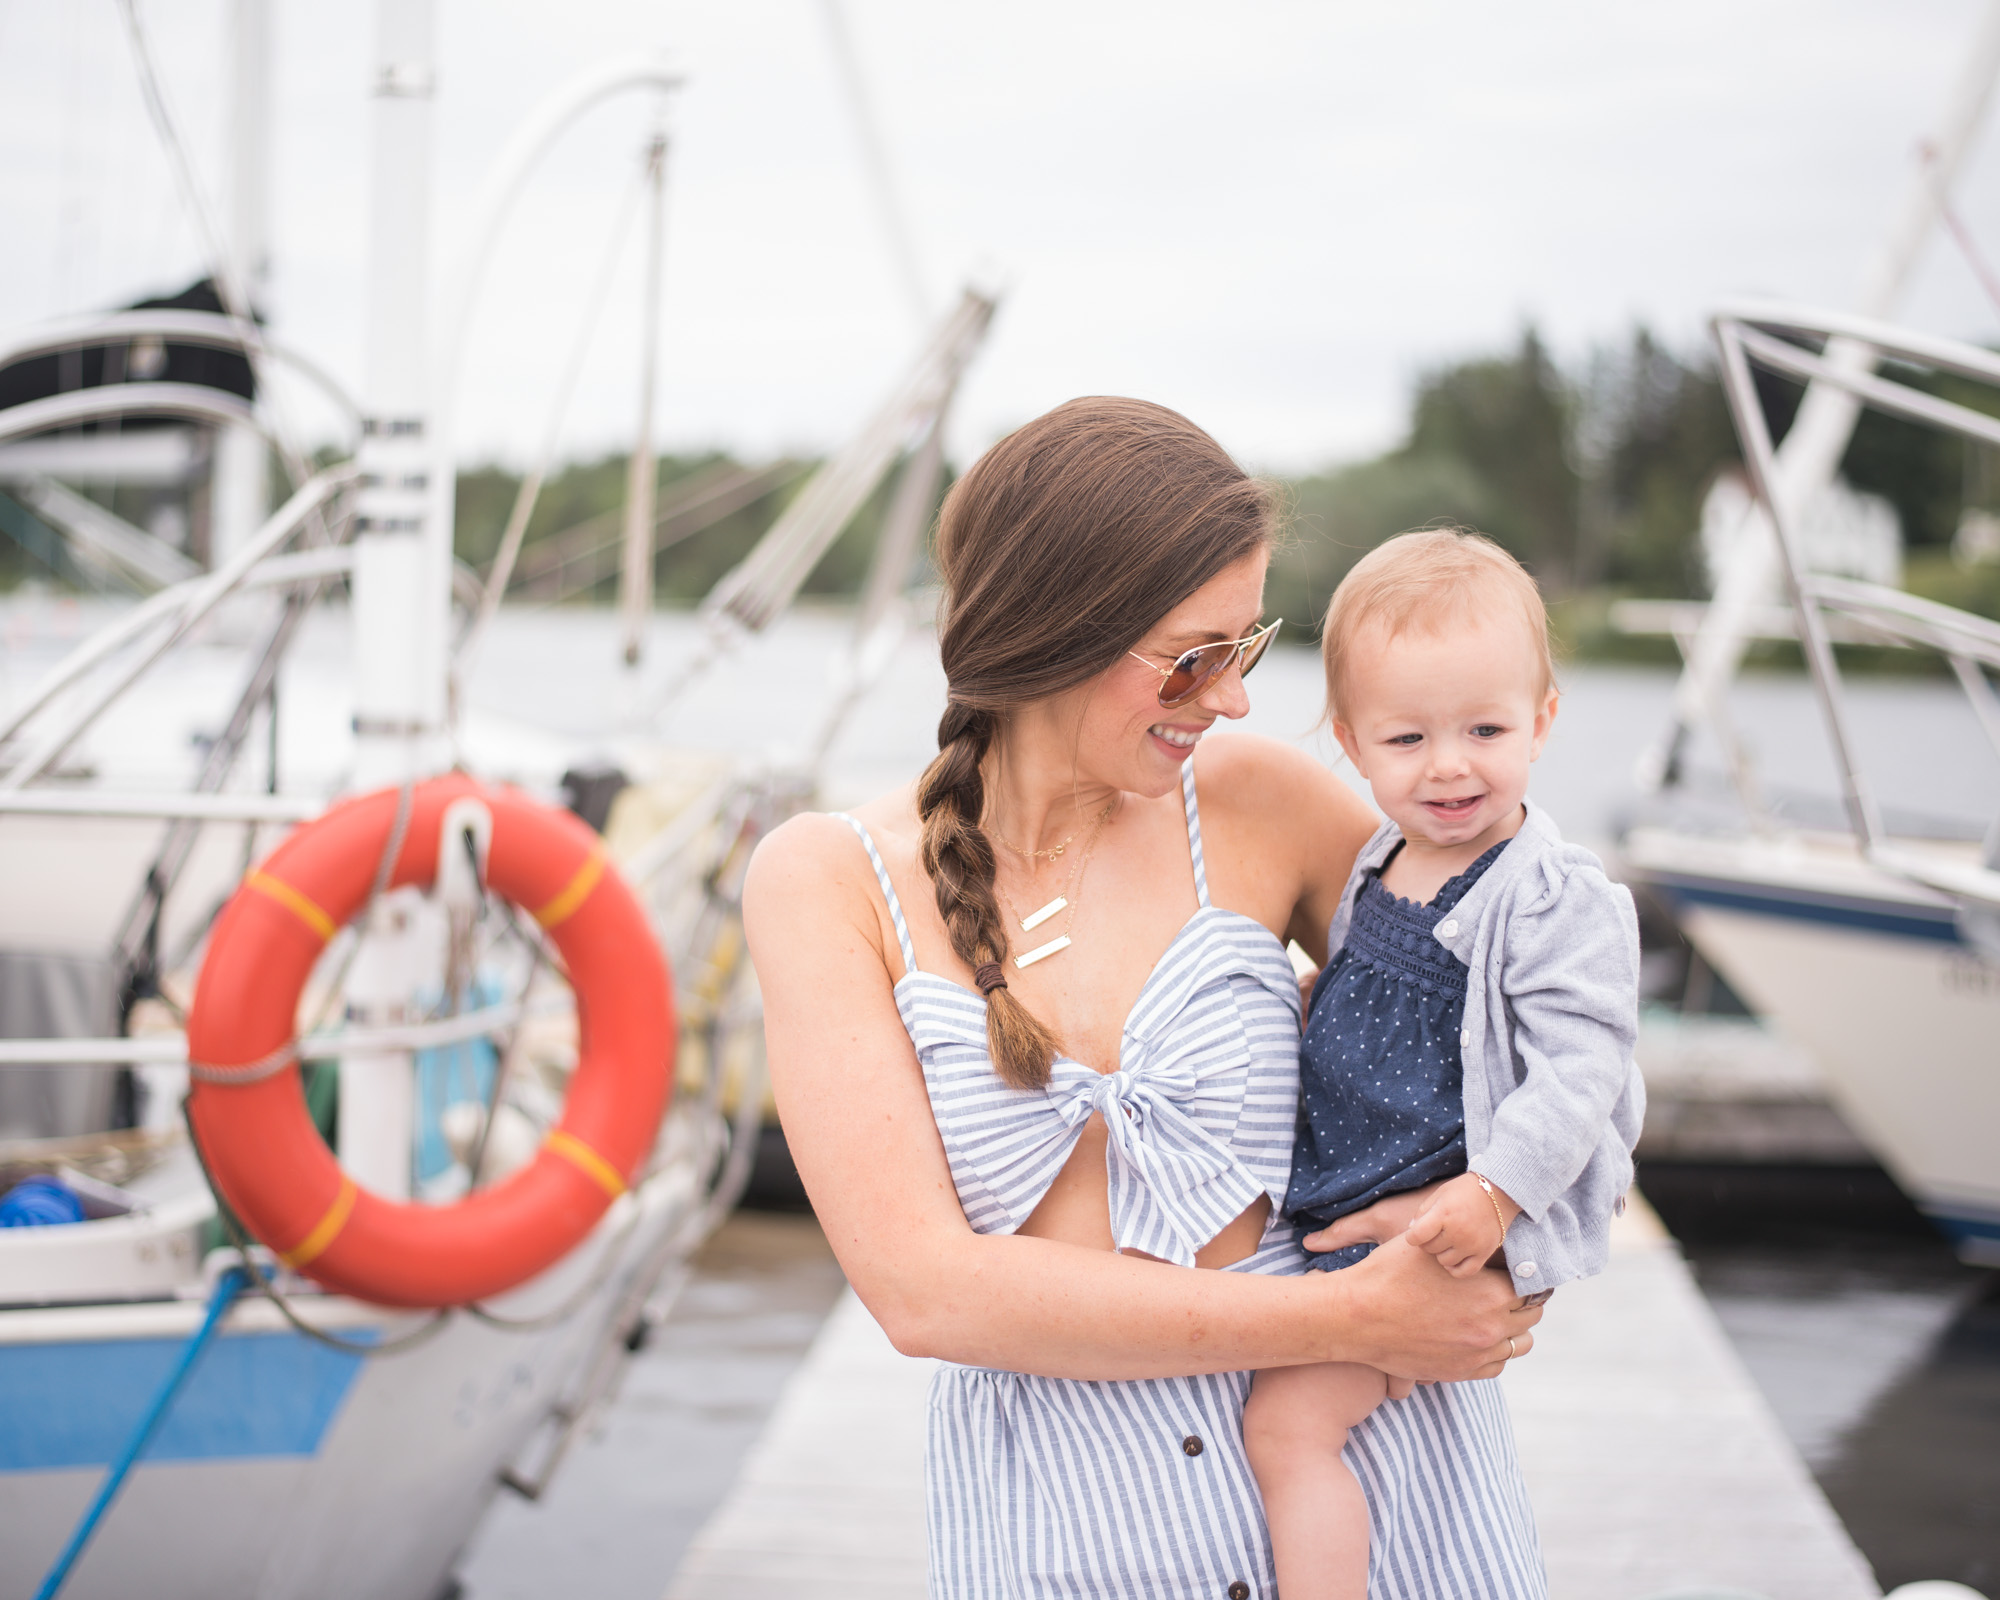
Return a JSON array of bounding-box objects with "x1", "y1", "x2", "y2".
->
[
  {"x1": 455, "y1": 144, "x2": 654, "y2": 689},
  {"x1": 111, "y1": 0, "x2": 315, "y2": 495},
  {"x1": 1945, "y1": 202, "x2": 2000, "y2": 322},
  {"x1": 816, "y1": 0, "x2": 930, "y2": 327}
]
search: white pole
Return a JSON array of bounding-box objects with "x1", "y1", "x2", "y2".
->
[
  {"x1": 620, "y1": 122, "x2": 671, "y2": 669},
  {"x1": 341, "y1": 0, "x2": 443, "y2": 1202},
  {"x1": 211, "y1": 0, "x2": 271, "y2": 566},
  {"x1": 1644, "y1": 0, "x2": 2000, "y2": 789}
]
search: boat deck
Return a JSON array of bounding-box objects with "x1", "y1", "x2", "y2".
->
[{"x1": 665, "y1": 1200, "x2": 1880, "y2": 1600}]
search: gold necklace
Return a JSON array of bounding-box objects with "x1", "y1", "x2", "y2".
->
[
  {"x1": 996, "y1": 801, "x2": 1114, "y2": 968},
  {"x1": 986, "y1": 797, "x2": 1115, "y2": 864}
]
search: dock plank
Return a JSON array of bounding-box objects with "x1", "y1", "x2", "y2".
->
[
  {"x1": 1504, "y1": 1201, "x2": 1879, "y2": 1599},
  {"x1": 665, "y1": 1292, "x2": 933, "y2": 1600},
  {"x1": 667, "y1": 1202, "x2": 1879, "y2": 1599}
]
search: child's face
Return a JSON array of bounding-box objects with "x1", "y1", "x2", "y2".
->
[{"x1": 1331, "y1": 613, "x2": 1557, "y2": 851}]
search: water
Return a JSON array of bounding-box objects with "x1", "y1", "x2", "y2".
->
[
  {"x1": 1647, "y1": 1172, "x2": 2000, "y2": 1591},
  {"x1": 8, "y1": 596, "x2": 1995, "y2": 840}
]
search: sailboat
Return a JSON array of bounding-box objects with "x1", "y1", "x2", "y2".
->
[{"x1": 0, "y1": 6, "x2": 992, "y2": 1597}]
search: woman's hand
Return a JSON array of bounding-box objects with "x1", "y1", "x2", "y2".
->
[
  {"x1": 1329, "y1": 1235, "x2": 1541, "y2": 1384},
  {"x1": 1300, "y1": 1183, "x2": 1446, "y2": 1255}
]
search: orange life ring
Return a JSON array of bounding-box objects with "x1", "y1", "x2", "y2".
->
[{"x1": 186, "y1": 774, "x2": 675, "y2": 1308}]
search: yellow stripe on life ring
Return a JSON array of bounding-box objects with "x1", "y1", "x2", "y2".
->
[
  {"x1": 533, "y1": 850, "x2": 605, "y2": 931},
  {"x1": 246, "y1": 870, "x2": 338, "y2": 944},
  {"x1": 544, "y1": 1128, "x2": 627, "y2": 1199},
  {"x1": 280, "y1": 1177, "x2": 357, "y2": 1269}
]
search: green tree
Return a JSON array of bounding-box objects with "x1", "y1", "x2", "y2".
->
[{"x1": 1408, "y1": 328, "x2": 1580, "y2": 587}]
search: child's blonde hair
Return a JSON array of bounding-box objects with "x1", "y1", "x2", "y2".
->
[{"x1": 1320, "y1": 527, "x2": 1554, "y2": 722}]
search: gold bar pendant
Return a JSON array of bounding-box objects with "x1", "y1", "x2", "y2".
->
[
  {"x1": 1013, "y1": 934, "x2": 1072, "y2": 969},
  {"x1": 1020, "y1": 896, "x2": 1067, "y2": 932}
]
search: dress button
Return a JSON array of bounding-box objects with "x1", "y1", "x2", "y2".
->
[
  {"x1": 1437, "y1": 918, "x2": 1459, "y2": 939},
  {"x1": 1228, "y1": 1584, "x2": 1251, "y2": 1600},
  {"x1": 1182, "y1": 1434, "x2": 1204, "y2": 1457},
  {"x1": 1518, "y1": 1261, "x2": 1538, "y2": 1277}
]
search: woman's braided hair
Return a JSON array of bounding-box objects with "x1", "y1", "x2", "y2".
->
[{"x1": 919, "y1": 396, "x2": 1275, "y2": 1089}]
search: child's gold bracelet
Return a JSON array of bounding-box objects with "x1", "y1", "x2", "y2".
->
[{"x1": 1474, "y1": 1173, "x2": 1509, "y2": 1252}]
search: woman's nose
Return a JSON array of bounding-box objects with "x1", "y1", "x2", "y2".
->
[{"x1": 1198, "y1": 656, "x2": 1253, "y2": 720}]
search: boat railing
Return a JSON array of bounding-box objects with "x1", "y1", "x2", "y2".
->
[
  {"x1": 1707, "y1": 302, "x2": 2000, "y2": 913},
  {"x1": 0, "y1": 464, "x2": 358, "y2": 787}
]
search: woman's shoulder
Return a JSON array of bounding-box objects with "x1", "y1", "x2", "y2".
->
[
  {"x1": 746, "y1": 787, "x2": 920, "y2": 918},
  {"x1": 1196, "y1": 732, "x2": 1375, "y2": 843}
]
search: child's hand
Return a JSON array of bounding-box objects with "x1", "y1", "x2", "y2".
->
[
  {"x1": 1300, "y1": 1181, "x2": 1446, "y2": 1255},
  {"x1": 1404, "y1": 1174, "x2": 1520, "y2": 1279}
]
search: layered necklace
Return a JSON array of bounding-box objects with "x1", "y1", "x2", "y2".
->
[{"x1": 987, "y1": 797, "x2": 1116, "y2": 969}]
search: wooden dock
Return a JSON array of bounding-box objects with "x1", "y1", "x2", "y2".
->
[{"x1": 666, "y1": 1200, "x2": 1880, "y2": 1600}]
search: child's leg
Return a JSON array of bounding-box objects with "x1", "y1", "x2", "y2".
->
[{"x1": 1243, "y1": 1361, "x2": 1390, "y2": 1600}]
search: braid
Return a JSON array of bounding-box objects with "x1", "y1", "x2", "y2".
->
[{"x1": 917, "y1": 702, "x2": 1061, "y2": 1089}]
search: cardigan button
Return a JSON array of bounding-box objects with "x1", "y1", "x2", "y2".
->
[
  {"x1": 1460, "y1": 1028, "x2": 1470, "y2": 1047},
  {"x1": 1436, "y1": 918, "x2": 1460, "y2": 939},
  {"x1": 1518, "y1": 1261, "x2": 1538, "y2": 1277}
]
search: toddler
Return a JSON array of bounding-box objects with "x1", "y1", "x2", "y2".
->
[{"x1": 1242, "y1": 528, "x2": 1644, "y2": 1600}]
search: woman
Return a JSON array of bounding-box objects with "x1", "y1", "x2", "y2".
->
[{"x1": 744, "y1": 397, "x2": 1547, "y2": 1598}]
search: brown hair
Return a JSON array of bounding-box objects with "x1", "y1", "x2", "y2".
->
[
  {"x1": 1320, "y1": 526, "x2": 1554, "y2": 723},
  {"x1": 918, "y1": 396, "x2": 1275, "y2": 1089}
]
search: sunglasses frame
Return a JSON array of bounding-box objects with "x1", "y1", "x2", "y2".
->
[{"x1": 1128, "y1": 618, "x2": 1282, "y2": 710}]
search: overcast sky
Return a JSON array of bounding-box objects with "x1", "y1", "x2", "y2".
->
[{"x1": 5, "y1": 1, "x2": 2000, "y2": 475}]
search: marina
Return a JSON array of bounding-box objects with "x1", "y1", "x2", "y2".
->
[{"x1": 4, "y1": 2, "x2": 2000, "y2": 1595}]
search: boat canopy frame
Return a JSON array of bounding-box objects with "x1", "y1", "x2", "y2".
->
[{"x1": 1710, "y1": 301, "x2": 2000, "y2": 912}]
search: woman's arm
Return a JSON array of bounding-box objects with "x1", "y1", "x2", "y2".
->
[{"x1": 744, "y1": 812, "x2": 1538, "y2": 1383}]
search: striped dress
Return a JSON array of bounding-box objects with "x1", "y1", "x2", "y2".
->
[{"x1": 836, "y1": 761, "x2": 1546, "y2": 1600}]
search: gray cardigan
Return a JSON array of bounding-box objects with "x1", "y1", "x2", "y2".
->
[{"x1": 1324, "y1": 800, "x2": 1645, "y2": 1294}]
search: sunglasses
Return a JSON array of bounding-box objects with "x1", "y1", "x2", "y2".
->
[{"x1": 1128, "y1": 619, "x2": 1281, "y2": 710}]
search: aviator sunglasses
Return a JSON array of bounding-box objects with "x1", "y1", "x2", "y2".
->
[{"x1": 1128, "y1": 619, "x2": 1282, "y2": 710}]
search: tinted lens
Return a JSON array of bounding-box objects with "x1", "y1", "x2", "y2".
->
[
  {"x1": 1156, "y1": 643, "x2": 1229, "y2": 709},
  {"x1": 1238, "y1": 621, "x2": 1278, "y2": 680},
  {"x1": 1154, "y1": 623, "x2": 1279, "y2": 709}
]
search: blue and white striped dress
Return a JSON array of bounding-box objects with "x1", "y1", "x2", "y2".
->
[{"x1": 837, "y1": 761, "x2": 1546, "y2": 1600}]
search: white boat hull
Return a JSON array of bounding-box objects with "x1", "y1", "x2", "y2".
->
[
  {"x1": 0, "y1": 1160, "x2": 702, "y2": 1600},
  {"x1": 1624, "y1": 827, "x2": 2000, "y2": 1265}
]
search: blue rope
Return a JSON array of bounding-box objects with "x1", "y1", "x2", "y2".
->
[{"x1": 34, "y1": 1265, "x2": 248, "y2": 1600}]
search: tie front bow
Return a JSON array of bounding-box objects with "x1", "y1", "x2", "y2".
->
[{"x1": 1047, "y1": 1050, "x2": 1265, "y2": 1267}]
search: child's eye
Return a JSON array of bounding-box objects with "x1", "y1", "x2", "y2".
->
[
  {"x1": 1472, "y1": 724, "x2": 1505, "y2": 739},
  {"x1": 1387, "y1": 733, "x2": 1422, "y2": 746}
]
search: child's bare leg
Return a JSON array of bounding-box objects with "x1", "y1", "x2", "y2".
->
[{"x1": 1243, "y1": 1361, "x2": 1390, "y2": 1600}]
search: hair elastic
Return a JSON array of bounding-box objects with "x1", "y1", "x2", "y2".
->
[{"x1": 972, "y1": 961, "x2": 1008, "y2": 996}]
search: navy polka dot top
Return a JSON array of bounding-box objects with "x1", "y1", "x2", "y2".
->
[{"x1": 1285, "y1": 838, "x2": 1509, "y2": 1271}]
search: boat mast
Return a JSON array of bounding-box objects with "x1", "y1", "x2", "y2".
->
[
  {"x1": 211, "y1": 0, "x2": 271, "y2": 566},
  {"x1": 620, "y1": 120, "x2": 671, "y2": 670},
  {"x1": 341, "y1": 0, "x2": 443, "y2": 1200}
]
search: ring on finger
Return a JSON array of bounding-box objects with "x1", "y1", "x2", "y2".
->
[{"x1": 1506, "y1": 1336, "x2": 1518, "y2": 1360}]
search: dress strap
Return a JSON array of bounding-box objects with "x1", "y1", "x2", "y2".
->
[
  {"x1": 831, "y1": 814, "x2": 919, "y2": 978},
  {"x1": 1179, "y1": 758, "x2": 1212, "y2": 910}
]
